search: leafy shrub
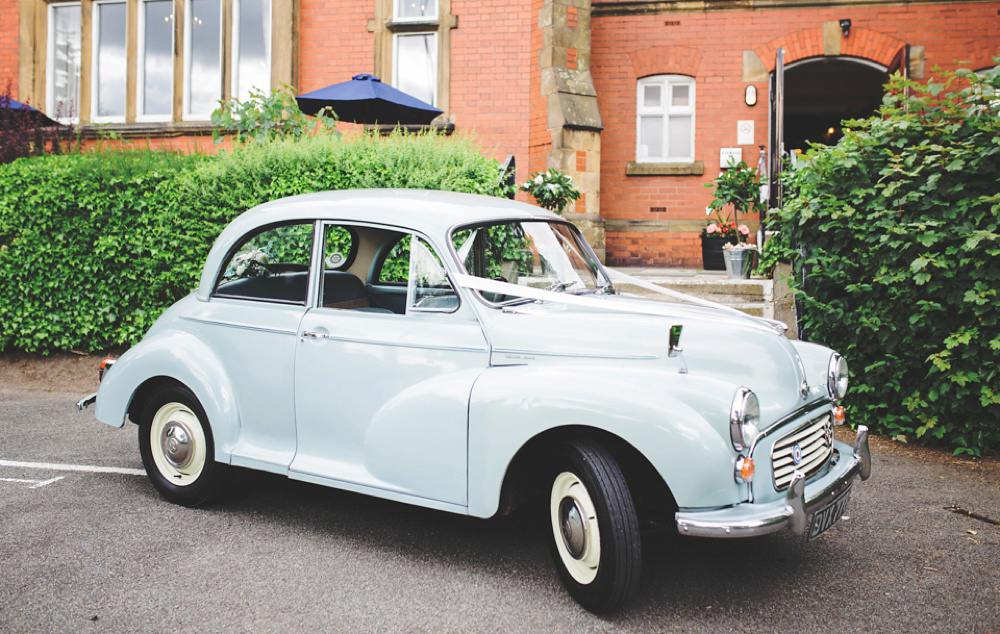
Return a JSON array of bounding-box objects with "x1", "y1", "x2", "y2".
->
[
  {"x1": 210, "y1": 86, "x2": 338, "y2": 144},
  {"x1": 0, "y1": 132, "x2": 508, "y2": 354},
  {"x1": 768, "y1": 64, "x2": 1000, "y2": 456}
]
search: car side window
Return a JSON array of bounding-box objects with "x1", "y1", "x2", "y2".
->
[
  {"x1": 214, "y1": 222, "x2": 314, "y2": 304},
  {"x1": 408, "y1": 237, "x2": 459, "y2": 313}
]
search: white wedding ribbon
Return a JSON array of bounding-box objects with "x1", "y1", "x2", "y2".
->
[{"x1": 452, "y1": 270, "x2": 786, "y2": 334}]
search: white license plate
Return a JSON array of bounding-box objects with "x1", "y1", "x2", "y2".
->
[{"x1": 808, "y1": 486, "x2": 852, "y2": 540}]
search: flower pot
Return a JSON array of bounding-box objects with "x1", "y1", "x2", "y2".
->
[
  {"x1": 701, "y1": 236, "x2": 731, "y2": 271},
  {"x1": 723, "y1": 248, "x2": 756, "y2": 279}
]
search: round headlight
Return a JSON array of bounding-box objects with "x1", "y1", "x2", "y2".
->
[
  {"x1": 827, "y1": 354, "x2": 849, "y2": 401},
  {"x1": 730, "y1": 388, "x2": 761, "y2": 452}
]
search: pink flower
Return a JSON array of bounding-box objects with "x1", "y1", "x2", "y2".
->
[
  {"x1": 738, "y1": 225, "x2": 750, "y2": 235},
  {"x1": 706, "y1": 223, "x2": 719, "y2": 234}
]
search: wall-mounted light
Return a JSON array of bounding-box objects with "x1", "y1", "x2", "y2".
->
[
  {"x1": 839, "y1": 19, "x2": 851, "y2": 37},
  {"x1": 744, "y1": 85, "x2": 757, "y2": 107}
]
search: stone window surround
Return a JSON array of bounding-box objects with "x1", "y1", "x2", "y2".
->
[
  {"x1": 368, "y1": 0, "x2": 455, "y2": 120},
  {"x1": 18, "y1": 0, "x2": 295, "y2": 135}
]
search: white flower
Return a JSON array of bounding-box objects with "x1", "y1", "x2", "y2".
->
[
  {"x1": 705, "y1": 207, "x2": 712, "y2": 216},
  {"x1": 534, "y1": 174, "x2": 544, "y2": 185}
]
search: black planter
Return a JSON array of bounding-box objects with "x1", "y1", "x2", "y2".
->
[{"x1": 701, "y1": 236, "x2": 733, "y2": 271}]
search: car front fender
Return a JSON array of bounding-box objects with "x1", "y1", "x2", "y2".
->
[
  {"x1": 94, "y1": 329, "x2": 241, "y2": 462},
  {"x1": 466, "y1": 364, "x2": 744, "y2": 518}
]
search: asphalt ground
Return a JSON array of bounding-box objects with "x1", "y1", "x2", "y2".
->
[{"x1": 1, "y1": 389, "x2": 998, "y2": 633}]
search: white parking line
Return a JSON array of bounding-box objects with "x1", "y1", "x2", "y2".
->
[
  {"x1": 0, "y1": 459, "x2": 145, "y2": 476},
  {"x1": 0, "y1": 476, "x2": 65, "y2": 488}
]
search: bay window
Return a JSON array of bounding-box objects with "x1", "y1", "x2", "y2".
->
[{"x1": 25, "y1": 0, "x2": 290, "y2": 127}]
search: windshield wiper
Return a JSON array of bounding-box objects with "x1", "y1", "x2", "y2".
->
[{"x1": 545, "y1": 281, "x2": 585, "y2": 293}]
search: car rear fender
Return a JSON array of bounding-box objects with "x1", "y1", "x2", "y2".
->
[
  {"x1": 94, "y1": 329, "x2": 240, "y2": 462},
  {"x1": 466, "y1": 364, "x2": 742, "y2": 518}
]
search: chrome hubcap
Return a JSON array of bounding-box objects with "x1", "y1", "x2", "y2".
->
[
  {"x1": 559, "y1": 498, "x2": 587, "y2": 559},
  {"x1": 161, "y1": 421, "x2": 193, "y2": 468}
]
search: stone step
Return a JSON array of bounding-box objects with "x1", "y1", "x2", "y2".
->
[{"x1": 612, "y1": 268, "x2": 773, "y2": 319}]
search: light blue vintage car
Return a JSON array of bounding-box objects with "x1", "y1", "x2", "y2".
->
[{"x1": 80, "y1": 189, "x2": 871, "y2": 613}]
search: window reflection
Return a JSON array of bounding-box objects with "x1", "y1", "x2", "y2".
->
[
  {"x1": 186, "y1": 0, "x2": 222, "y2": 117},
  {"x1": 47, "y1": 4, "x2": 81, "y2": 122},
  {"x1": 95, "y1": 2, "x2": 126, "y2": 119},
  {"x1": 234, "y1": 0, "x2": 271, "y2": 101},
  {"x1": 394, "y1": 33, "x2": 436, "y2": 106},
  {"x1": 141, "y1": 0, "x2": 173, "y2": 117},
  {"x1": 395, "y1": 0, "x2": 436, "y2": 20}
]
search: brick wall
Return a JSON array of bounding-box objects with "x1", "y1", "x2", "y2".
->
[
  {"x1": 451, "y1": 0, "x2": 533, "y2": 184},
  {"x1": 0, "y1": 0, "x2": 18, "y2": 98},
  {"x1": 298, "y1": 1, "x2": 374, "y2": 96},
  {"x1": 592, "y1": 1, "x2": 1000, "y2": 267}
]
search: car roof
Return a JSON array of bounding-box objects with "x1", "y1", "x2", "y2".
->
[{"x1": 196, "y1": 189, "x2": 560, "y2": 300}]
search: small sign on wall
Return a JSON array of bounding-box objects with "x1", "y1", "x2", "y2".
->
[
  {"x1": 737, "y1": 120, "x2": 754, "y2": 146},
  {"x1": 720, "y1": 147, "x2": 742, "y2": 168}
]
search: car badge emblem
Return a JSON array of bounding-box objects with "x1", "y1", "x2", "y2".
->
[{"x1": 792, "y1": 445, "x2": 803, "y2": 464}]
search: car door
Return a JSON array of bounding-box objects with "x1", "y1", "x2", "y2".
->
[
  {"x1": 194, "y1": 221, "x2": 316, "y2": 473},
  {"x1": 290, "y1": 227, "x2": 488, "y2": 509}
]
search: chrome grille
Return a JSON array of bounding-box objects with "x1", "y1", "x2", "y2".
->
[{"x1": 771, "y1": 414, "x2": 834, "y2": 490}]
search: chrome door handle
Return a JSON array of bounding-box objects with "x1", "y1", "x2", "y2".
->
[{"x1": 302, "y1": 330, "x2": 329, "y2": 340}]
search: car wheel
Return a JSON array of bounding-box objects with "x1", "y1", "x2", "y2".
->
[
  {"x1": 138, "y1": 385, "x2": 223, "y2": 507},
  {"x1": 548, "y1": 440, "x2": 641, "y2": 613}
]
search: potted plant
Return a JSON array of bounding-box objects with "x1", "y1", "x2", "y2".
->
[{"x1": 702, "y1": 161, "x2": 764, "y2": 271}]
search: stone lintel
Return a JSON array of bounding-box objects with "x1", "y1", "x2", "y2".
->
[{"x1": 626, "y1": 161, "x2": 704, "y2": 175}]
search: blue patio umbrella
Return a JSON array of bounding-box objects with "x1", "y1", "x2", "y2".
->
[
  {"x1": 0, "y1": 97, "x2": 62, "y2": 127},
  {"x1": 296, "y1": 74, "x2": 443, "y2": 125}
]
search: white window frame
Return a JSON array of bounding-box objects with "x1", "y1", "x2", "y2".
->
[
  {"x1": 392, "y1": 31, "x2": 437, "y2": 107},
  {"x1": 392, "y1": 0, "x2": 437, "y2": 22},
  {"x1": 137, "y1": 0, "x2": 174, "y2": 123},
  {"x1": 635, "y1": 74, "x2": 696, "y2": 163},
  {"x1": 183, "y1": 0, "x2": 223, "y2": 121},
  {"x1": 46, "y1": 2, "x2": 81, "y2": 125},
  {"x1": 231, "y1": 0, "x2": 272, "y2": 101}
]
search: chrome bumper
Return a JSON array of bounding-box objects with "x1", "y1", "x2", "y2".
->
[
  {"x1": 675, "y1": 426, "x2": 872, "y2": 538},
  {"x1": 76, "y1": 392, "x2": 97, "y2": 411}
]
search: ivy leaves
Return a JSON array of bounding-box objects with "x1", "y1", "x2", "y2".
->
[
  {"x1": 769, "y1": 62, "x2": 1000, "y2": 457},
  {"x1": 0, "y1": 133, "x2": 508, "y2": 356}
]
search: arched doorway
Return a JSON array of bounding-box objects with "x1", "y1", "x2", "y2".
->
[{"x1": 783, "y1": 58, "x2": 887, "y2": 151}]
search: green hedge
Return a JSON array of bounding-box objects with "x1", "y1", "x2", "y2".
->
[
  {"x1": 0, "y1": 133, "x2": 509, "y2": 354},
  {"x1": 767, "y1": 65, "x2": 1000, "y2": 456}
]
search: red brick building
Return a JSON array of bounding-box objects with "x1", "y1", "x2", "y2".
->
[{"x1": 6, "y1": 0, "x2": 999, "y2": 266}]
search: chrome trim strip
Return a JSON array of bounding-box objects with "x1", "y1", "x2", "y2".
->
[
  {"x1": 311, "y1": 333, "x2": 488, "y2": 355},
  {"x1": 181, "y1": 316, "x2": 298, "y2": 336},
  {"x1": 492, "y1": 347, "x2": 658, "y2": 361}
]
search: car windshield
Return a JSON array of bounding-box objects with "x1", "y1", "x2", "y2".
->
[{"x1": 451, "y1": 220, "x2": 611, "y2": 304}]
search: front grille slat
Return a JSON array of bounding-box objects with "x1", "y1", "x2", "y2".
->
[{"x1": 771, "y1": 414, "x2": 834, "y2": 490}]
